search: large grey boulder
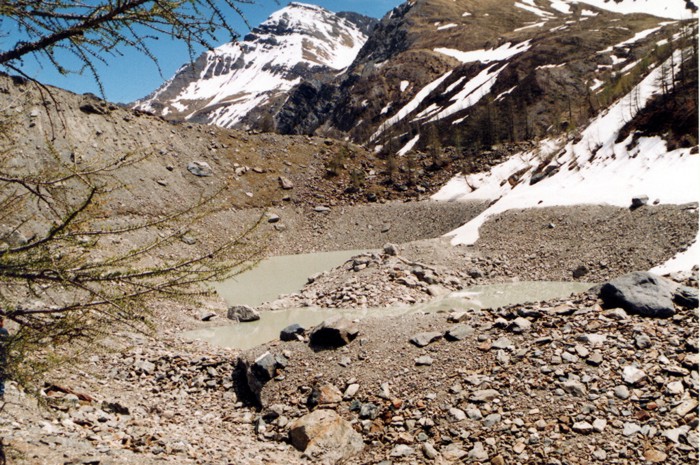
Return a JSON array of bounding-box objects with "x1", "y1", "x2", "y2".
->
[
  {"x1": 288, "y1": 410, "x2": 364, "y2": 463},
  {"x1": 227, "y1": 305, "x2": 260, "y2": 322},
  {"x1": 599, "y1": 272, "x2": 675, "y2": 318},
  {"x1": 309, "y1": 317, "x2": 359, "y2": 348}
]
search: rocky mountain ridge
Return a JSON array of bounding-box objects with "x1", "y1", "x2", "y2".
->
[{"x1": 134, "y1": 2, "x2": 375, "y2": 129}]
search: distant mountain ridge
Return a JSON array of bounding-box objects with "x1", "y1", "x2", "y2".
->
[
  {"x1": 136, "y1": 0, "x2": 697, "y2": 153},
  {"x1": 134, "y1": 2, "x2": 376, "y2": 129}
]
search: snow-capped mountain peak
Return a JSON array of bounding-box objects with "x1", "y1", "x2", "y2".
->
[{"x1": 135, "y1": 2, "x2": 375, "y2": 129}]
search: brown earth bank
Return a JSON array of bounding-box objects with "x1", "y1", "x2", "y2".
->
[{"x1": 0, "y1": 198, "x2": 697, "y2": 465}]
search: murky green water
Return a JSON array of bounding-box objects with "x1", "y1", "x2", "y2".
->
[
  {"x1": 191, "y1": 250, "x2": 593, "y2": 350},
  {"x1": 212, "y1": 249, "x2": 370, "y2": 307}
]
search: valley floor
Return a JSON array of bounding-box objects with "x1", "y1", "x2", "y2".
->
[{"x1": 0, "y1": 200, "x2": 697, "y2": 465}]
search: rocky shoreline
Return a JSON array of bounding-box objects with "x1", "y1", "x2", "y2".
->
[{"x1": 0, "y1": 201, "x2": 697, "y2": 465}]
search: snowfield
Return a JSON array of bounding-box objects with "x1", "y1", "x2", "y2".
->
[{"x1": 433, "y1": 50, "x2": 699, "y2": 273}]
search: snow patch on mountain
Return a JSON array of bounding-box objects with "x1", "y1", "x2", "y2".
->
[
  {"x1": 433, "y1": 50, "x2": 699, "y2": 272},
  {"x1": 371, "y1": 71, "x2": 453, "y2": 141},
  {"x1": 574, "y1": 0, "x2": 697, "y2": 20},
  {"x1": 435, "y1": 41, "x2": 531, "y2": 64},
  {"x1": 428, "y1": 64, "x2": 507, "y2": 122}
]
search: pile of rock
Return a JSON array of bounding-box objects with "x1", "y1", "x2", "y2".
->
[
  {"x1": 241, "y1": 272, "x2": 699, "y2": 464},
  {"x1": 264, "y1": 246, "x2": 512, "y2": 310}
]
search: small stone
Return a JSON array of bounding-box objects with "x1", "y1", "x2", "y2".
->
[
  {"x1": 470, "y1": 389, "x2": 500, "y2": 403},
  {"x1": 643, "y1": 448, "x2": 667, "y2": 462},
  {"x1": 513, "y1": 442, "x2": 527, "y2": 454},
  {"x1": 623, "y1": 422, "x2": 642, "y2": 436},
  {"x1": 574, "y1": 344, "x2": 590, "y2": 357},
  {"x1": 492, "y1": 337, "x2": 514, "y2": 350},
  {"x1": 445, "y1": 325, "x2": 474, "y2": 341},
  {"x1": 280, "y1": 323, "x2": 305, "y2": 341},
  {"x1": 635, "y1": 334, "x2": 652, "y2": 349},
  {"x1": 442, "y1": 443, "x2": 467, "y2": 461},
  {"x1": 666, "y1": 381, "x2": 684, "y2": 395},
  {"x1": 307, "y1": 383, "x2": 342, "y2": 409},
  {"x1": 343, "y1": 384, "x2": 360, "y2": 399},
  {"x1": 468, "y1": 442, "x2": 489, "y2": 462},
  {"x1": 614, "y1": 385, "x2": 630, "y2": 399},
  {"x1": 448, "y1": 312, "x2": 469, "y2": 323},
  {"x1": 309, "y1": 317, "x2": 359, "y2": 348},
  {"x1": 662, "y1": 425, "x2": 690, "y2": 443},
  {"x1": 422, "y1": 442, "x2": 439, "y2": 459},
  {"x1": 593, "y1": 448, "x2": 607, "y2": 460},
  {"x1": 631, "y1": 195, "x2": 649, "y2": 208},
  {"x1": 592, "y1": 418, "x2": 607, "y2": 433},
  {"x1": 482, "y1": 413, "x2": 501, "y2": 427},
  {"x1": 410, "y1": 331, "x2": 443, "y2": 348},
  {"x1": 278, "y1": 176, "x2": 294, "y2": 190},
  {"x1": 664, "y1": 365, "x2": 690, "y2": 376},
  {"x1": 580, "y1": 333, "x2": 608, "y2": 346},
  {"x1": 227, "y1": 305, "x2": 260, "y2": 322},
  {"x1": 562, "y1": 380, "x2": 587, "y2": 397},
  {"x1": 288, "y1": 410, "x2": 364, "y2": 462},
  {"x1": 359, "y1": 403, "x2": 380, "y2": 420},
  {"x1": 622, "y1": 365, "x2": 646, "y2": 385},
  {"x1": 467, "y1": 408, "x2": 483, "y2": 420},
  {"x1": 187, "y1": 161, "x2": 213, "y2": 177},
  {"x1": 415, "y1": 355, "x2": 434, "y2": 366},
  {"x1": 508, "y1": 317, "x2": 532, "y2": 333},
  {"x1": 448, "y1": 408, "x2": 467, "y2": 422},
  {"x1": 674, "y1": 399, "x2": 698, "y2": 417},
  {"x1": 390, "y1": 444, "x2": 415, "y2": 457},
  {"x1": 383, "y1": 243, "x2": 399, "y2": 256},
  {"x1": 587, "y1": 352, "x2": 604, "y2": 366},
  {"x1": 604, "y1": 308, "x2": 629, "y2": 320},
  {"x1": 572, "y1": 421, "x2": 594, "y2": 434},
  {"x1": 491, "y1": 455, "x2": 506, "y2": 465}
]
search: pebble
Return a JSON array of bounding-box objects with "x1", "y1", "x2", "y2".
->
[
  {"x1": 442, "y1": 443, "x2": 467, "y2": 461},
  {"x1": 470, "y1": 389, "x2": 500, "y2": 403},
  {"x1": 448, "y1": 408, "x2": 467, "y2": 422},
  {"x1": 643, "y1": 448, "x2": 667, "y2": 462},
  {"x1": 422, "y1": 442, "x2": 439, "y2": 459},
  {"x1": 622, "y1": 365, "x2": 646, "y2": 385},
  {"x1": 390, "y1": 444, "x2": 415, "y2": 457},
  {"x1": 410, "y1": 331, "x2": 443, "y2": 348},
  {"x1": 562, "y1": 379, "x2": 587, "y2": 397},
  {"x1": 614, "y1": 385, "x2": 630, "y2": 400},
  {"x1": 468, "y1": 442, "x2": 489, "y2": 462},
  {"x1": 592, "y1": 418, "x2": 607, "y2": 433},
  {"x1": 482, "y1": 413, "x2": 501, "y2": 427},
  {"x1": 622, "y1": 422, "x2": 642, "y2": 436}
]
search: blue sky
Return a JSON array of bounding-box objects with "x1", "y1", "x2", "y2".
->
[{"x1": 2, "y1": 1, "x2": 402, "y2": 104}]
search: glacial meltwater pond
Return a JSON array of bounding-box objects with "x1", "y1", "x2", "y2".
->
[{"x1": 186, "y1": 250, "x2": 593, "y2": 350}]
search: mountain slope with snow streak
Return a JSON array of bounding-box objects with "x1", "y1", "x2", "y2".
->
[
  {"x1": 277, "y1": 0, "x2": 694, "y2": 154},
  {"x1": 134, "y1": 3, "x2": 374, "y2": 129},
  {"x1": 433, "y1": 49, "x2": 699, "y2": 272}
]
